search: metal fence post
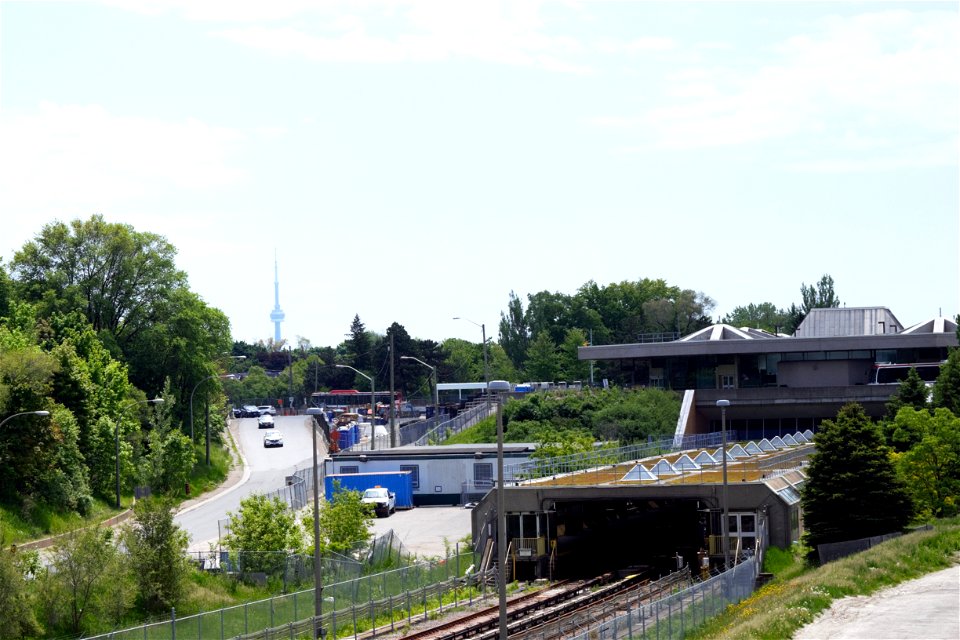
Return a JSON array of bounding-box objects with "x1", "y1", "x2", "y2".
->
[{"x1": 171, "y1": 607, "x2": 177, "y2": 640}]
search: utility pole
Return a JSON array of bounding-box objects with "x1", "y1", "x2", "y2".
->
[{"x1": 389, "y1": 333, "x2": 396, "y2": 448}]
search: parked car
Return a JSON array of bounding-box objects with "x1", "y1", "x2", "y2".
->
[
  {"x1": 258, "y1": 413, "x2": 275, "y2": 429},
  {"x1": 239, "y1": 405, "x2": 261, "y2": 418},
  {"x1": 361, "y1": 487, "x2": 396, "y2": 517},
  {"x1": 262, "y1": 430, "x2": 283, "y2": 448},
  {"x1": 258, "y1": 405, "x2": 277, "y2": 416}
]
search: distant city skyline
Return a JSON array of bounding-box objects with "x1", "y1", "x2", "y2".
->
[{"x1": 1, "y1": 1, "x2": 956, "y2": 348}]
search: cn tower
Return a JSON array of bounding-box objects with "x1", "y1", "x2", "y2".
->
[{"x1": 270, "y1": 254, "x2": 285, "y2": 343}]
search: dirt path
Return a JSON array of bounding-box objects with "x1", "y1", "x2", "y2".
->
[{"x1": 793, "y1": 565, "x2": 960, "y2": 639}]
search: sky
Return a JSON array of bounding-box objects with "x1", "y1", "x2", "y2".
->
[{"x1": 1, "y1": 1, "x2": 957, "y2": 349}]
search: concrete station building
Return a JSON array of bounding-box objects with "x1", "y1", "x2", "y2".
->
[{"x1": 467, "y1": 307, "x2": 956, "y2": 581}]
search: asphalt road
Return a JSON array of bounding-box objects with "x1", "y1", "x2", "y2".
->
[{"x1": 175, "y1": 415, "x2": 321, "y2": 551}]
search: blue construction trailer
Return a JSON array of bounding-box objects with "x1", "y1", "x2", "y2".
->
[{"x1": 324, "y1": 471, "x2": 415, "y2": 509}]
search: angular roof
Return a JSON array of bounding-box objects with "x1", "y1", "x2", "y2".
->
[
  {"x1": 621, "y1": 464, "x2": 657, "y2": 482},
  {"x1": 902, "y1": 316, "x2": 958, "y2": 335},
  {"x1": 680, "y1": 324, "x2": 779, "y2": 342}
]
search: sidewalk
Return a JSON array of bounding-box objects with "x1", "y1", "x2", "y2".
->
[
  {"x1": 175, "y1": 418, "x2": 248, "y2": 515},
  {"x1": 16, "y1": 419, "x2": 247, "y2": 552},
  {"x1": 794, "y1": 564, "x2": 960, "y2": 640}
]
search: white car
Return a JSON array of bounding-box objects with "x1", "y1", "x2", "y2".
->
[
  {"x1": 362, "y1": 487, "x2": 396, "y2": 517},
  {"x1": 262, "y1": 430, "x2": 283, "y2": 448},
  {"x1": 258, "y1": 413, "x2": 275, "y2": 429},
  {"x1": 258, "y1": 405, "x2": 277, "y2": 416}
]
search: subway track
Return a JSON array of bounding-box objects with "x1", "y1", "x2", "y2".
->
[{"x1": 399, "y1": 570, "x2": 690, "y2": 640}]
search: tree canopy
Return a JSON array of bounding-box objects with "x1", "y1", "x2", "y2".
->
[{"x1": 802, "y1": 403, "x2": 912, "y2": 553}]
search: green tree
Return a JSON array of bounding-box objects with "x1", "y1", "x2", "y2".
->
[
  {"x1": 722, "y1": 302, "x2": 789, "y2": 333},
  {"x1": 310, "y1": 485, "x2": 374, "y2": 556},
  {"x1": 11, "y1": 214, "x2": 186, "y2": 350},
  {"x1": 525, "y1": 332, "x2": 559, "y2": 382},
  {"x1": 123, "y1": 498, "x2": 191, "y2": 611},
  {"x1": 224, "y1": 494, "x2": 304, "y2": 573},
  {"x1": 800, "y1": 274, "x2": 841, "y2": 314},
  {"x1": 0, "y1": 548, "x2": 41, "y2": 639},
  {"x1": 884, "y1": 367, "x2": 930, "y2": 423},
  {"x1": 932, "y1": 349, "x2": 960, "y2": 415},
  {"x1": 441, "y1": 338, "x2": 484, "y2": 383},
  {"x1": 40, "y1": 526, "x2": 130, "y2": 634},
  {"x1": 499, "y1": 291, "x2": 529, "y2": 371},
  {"x1": 894, "y1": 408, "x2": 960, "y2": 519},
  {"x1": 347, "y1": 314, "x2": 371, "y2": 373},
  {"x1": 802, "y1": 403, "x2": 912, "y2": 554},
  {"x1": 558, "y1": 328, "x2": 590, "y2": 382}
]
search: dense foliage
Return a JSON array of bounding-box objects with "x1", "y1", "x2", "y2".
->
[
  {"x1": 444, "y1": 387, "x2": 681, "y2": 449},
  {"x1": 802, "y1": 403, "x2": 913, "y2": 552}
]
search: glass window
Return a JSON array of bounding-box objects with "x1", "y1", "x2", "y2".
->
[
  {"x1": 741, "y1": 515, "x2": 756, "y2": 532},
  {"x1": 340, "y1": 466, "x2": 359, "y2": 474},
  {"x1": 474, "y1": 463, "x2": 493, "y2": 486},
  {"x1": 400, "y1": 464, "x2": 420, "y2": 489}
]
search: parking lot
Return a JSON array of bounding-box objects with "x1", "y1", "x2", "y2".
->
[{"x1": 369, "y1": 504, "x2": 474, "y2": 558}]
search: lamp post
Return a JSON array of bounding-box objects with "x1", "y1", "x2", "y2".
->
[
  {"x1": 190, "y1": 355, "x2": 245, "y2": 465},
  {"x1": 0, "y1": 410, "x2": 50, "y2": 429},
  {"x1": 453, "y1": 317, "x2": 489, "y2": 388},
  {"x1": 334, "y1": 364, "x2": 376, "y2": 450},
  {"x1": 119, "y1": 398, "x2": 164, "y2": 509},
  {"x1": 716, "y1": 399, "x2": 731, "y2": 570},
  {"x1": 400, "y1": 356, "x2": 438, "y2": 424},
  {"x1": 305, "y1": 407, "x2": 325, "y2": 639},
  {"x1": 488, "y1": 379, "x2": 511, "y2": 640}
]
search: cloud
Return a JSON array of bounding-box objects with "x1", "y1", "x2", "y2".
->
[
  {"x1": 0, "y1": 102, "x2": 246, "y2": 213},
  {"x1": 591, "y1": 8, "x2": 959, "y2": 165}
]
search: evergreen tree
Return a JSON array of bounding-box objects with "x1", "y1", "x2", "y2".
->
[
  {"x1": 123, "y1": 498, "x2": 190, "y2": 612},
  {"x1": 525, "y1": 332, "x2": 559, "y2": 382},
  {"x1": 802, "y1": 403, "x2": 912, "y2": 554},
  {"x1": 932, "y1": 349, "x2": 960, "y2": 415},
  {"x1": 884, "y1": 366, "x2": 930, "y2": 421}
]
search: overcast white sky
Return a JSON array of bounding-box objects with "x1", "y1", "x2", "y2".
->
[{"x1": 1, "y1": 1, "x2": 957, "y2": 348}]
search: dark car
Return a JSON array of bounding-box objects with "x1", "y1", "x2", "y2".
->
[{"x1": 240, "y1": 405, "x2": 261, "y2": 418}]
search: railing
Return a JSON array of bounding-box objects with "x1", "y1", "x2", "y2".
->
[
  {"x1": 561, "y1": 559, "x2": 759, "y2": 640},
  {"x1": 411, "y1": 402, "x2": 494, "y2": 446},
  {"x1": 503, "y1": 432, "x2": 734, "y2": 485},
  {"x1": 84, "y1": 549, "x2": 478, "y2": 640}
]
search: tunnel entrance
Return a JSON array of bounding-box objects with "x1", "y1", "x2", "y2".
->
[{"x1": 551, "y1": 497, "x2": 705, "y2": 579}]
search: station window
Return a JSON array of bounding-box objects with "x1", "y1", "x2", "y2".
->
[
  {"x1": 400, "y1": 464, "x2": 420, "y2": 489},
  {"x1": 474, "y1": 463, "x2": 493, "y2": 487}
]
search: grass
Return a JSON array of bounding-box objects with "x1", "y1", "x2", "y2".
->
[
  {"x1": 685, "y1": 517, "x2": 960, "y2": 640},
  {"x1": 0, "y1": 440, "x2": 233, "y2": 546},
  {"x1": 0, "y1": 498, "x2": 123, "y2": 545}
]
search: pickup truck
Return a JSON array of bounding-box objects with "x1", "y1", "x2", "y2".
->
[{"x1": 361, "y1": 487, "x2": 396, "y2": 517}]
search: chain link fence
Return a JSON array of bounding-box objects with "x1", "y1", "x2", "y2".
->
[
  {"x1": 85, "y1": 548, "x2": 477, "y2": 640},
  {"x1": 561, "y1": 558, "x2": 759, "y2": 640}
]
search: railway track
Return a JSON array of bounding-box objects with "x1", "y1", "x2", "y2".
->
[{"x1": 398, "y1": 570, "x2": 689, "y2": 640}]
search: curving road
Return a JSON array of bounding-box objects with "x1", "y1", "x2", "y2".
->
[{"x1": 175, "y1": 415, "x2": 324, "y2": 551}]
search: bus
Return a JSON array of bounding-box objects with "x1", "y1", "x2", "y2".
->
[{"x1": 869, "y1": 362, "x2": 944, "y2": 385}]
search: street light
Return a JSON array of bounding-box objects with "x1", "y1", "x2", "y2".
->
[
  {"x1": 334, "y1": 364, "x2": 377, "y2": 450},
  {"x1": 488, "y1": 379, "x2": 511, "y2": 640},
  {"x1": 716, "y1": 399, "x2": 731, "y2": 570},
  {"x1": 400, "y1": 356, "x2": 438, "y2": 424},
  {"x1": 0, "y1": 410, "x2": 50, "y2": 429},
  {"x1": 453, "y1": 317, "x2": 489, "y2": 387},
  {"x1": 190, "y1": 355, "x2": 246, "y2": 465},
  {"x1": 305, "y1": 407, "x2": 325, "y2": 639},
  {"x1": 118, "y1": 398, "x2": 164, "y2": 509}
]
